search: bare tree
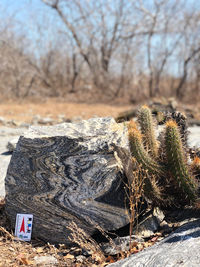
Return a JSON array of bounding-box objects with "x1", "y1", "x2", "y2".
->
[
  {"x1": 42, "y1": 0, "x2": 133, "y2": 97},
  {"x1": 175, "y1": 9, "x2": 200, "y2": 99},
  {"x1": 0, "y1": 0, "x2": 199, "y2": 102}
]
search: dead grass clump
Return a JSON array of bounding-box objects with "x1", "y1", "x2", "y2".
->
[
  {"x1": 67, "y1": 221, "x2": 106, "y2": 264},
  {"x1": 124, "y1": 160, "x2": 146, "y2": 252}
]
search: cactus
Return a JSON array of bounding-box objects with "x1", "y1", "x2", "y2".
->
[
  {"x1": 128, "y1": 120, "x2": 163, "y2": 176},
  {"x1": 138, "y1": 105, "x2": 159, "y2": 157},
  {"x1": 126, "y1": 106, "x2": 199, "y2": 208},
  {"x1": 165, "y1": 111, "x2": 188, "y2": 147},
  {"x1": 128, "y1": 120, "x2": 164, "y2": 203},
  {"x1": 164, "y1": 120, "x2": 197, "y2": 204}
]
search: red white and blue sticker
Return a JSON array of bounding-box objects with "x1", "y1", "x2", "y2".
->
[{"x1": 15, "y1": 214, "x2": 33, "y2": 241}]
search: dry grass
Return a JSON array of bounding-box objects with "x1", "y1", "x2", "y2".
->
[
  {"x1": 124, "y1": 161, "x2": 145, "y2": 251},
  {"x1": 67, "y1": 221, "x2": 106, "y2": 264},
  {"x1": 0, "y1": 98, "x2": 133, "y2": 124},
  {"x1": 0, "y1": 198, "x2": 106, "y2": 266}
]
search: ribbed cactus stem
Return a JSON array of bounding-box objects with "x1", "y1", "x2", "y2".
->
[
  {"x1": 165, "y1": 120, "x2": 197, "y2": 202},
  {"x1": 138, "y1": 105, "x2": 158, "y2": 157},
  {"x1": 128, "y1": 120, "x2": 164, "y2": 177},
  {"x1": 128, "y1": 120, "x2": 164, "y2": 202}
]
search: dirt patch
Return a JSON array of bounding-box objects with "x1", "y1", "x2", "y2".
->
[
  {"x1": 0, "y1": 99, "x2": 133, "y2": 124},
  {"x1": 0, "y1": 98, "x2": 200, "y2": 125}
]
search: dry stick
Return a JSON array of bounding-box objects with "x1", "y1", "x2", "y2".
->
[{"x1": 0, "y1": 226, "x2": 14, "y2": 240}]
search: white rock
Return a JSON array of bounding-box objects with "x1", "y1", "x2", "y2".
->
[{"x1": 34, "y1": 255, "x2": 58, "y2": 266}]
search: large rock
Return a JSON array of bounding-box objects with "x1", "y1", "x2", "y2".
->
[
  {"x1": 109, "y1": 218, "x2": 200, "y2": 267},
  {"x1": 5, "y1": 117, "x2": 131, "y2": 244},
  {"x1": 0, "y1": 127, "x2": 26, "y2": 197}
]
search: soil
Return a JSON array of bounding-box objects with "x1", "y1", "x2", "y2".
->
[
  {"x1": 0, "y1": 98, "x2": 133, "y2": 123},
  {"x1": 0, "y1": 98, "x2": 199, "y2": 125}
]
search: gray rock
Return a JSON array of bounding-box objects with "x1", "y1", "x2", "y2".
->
[
  {"x1": 19, "y1": 122, "x2": 30, "y2": 128},
  {"x1": 100, "y1": 208, "x2": 164, "y2": 255},
  {"x1": 5, "y1": 117, "x2": 131, "y2": 244},
  {"x1": 169, "y1": 97, "x2": 178, "y2": 110},
  {"x1": 32, "y1": 115, "x2": 55, "y2": 125},
  {"x1": 188, "y1": 119, "x2": 200, "y2": 127},
  {"x1": 134, "y1": 208, "x2": 165, "y2": 238},
  {"x1": 32, "y1": 114, "x2": 41, "y2": 125},
  {"x1": 0, "y1": 127, "x2": 26, "y2": 197},
  {"x1": 101, "y1": 235, "x2": 144, "y2": 255},
  {"x1": 71, "y1": 116, "x2": 83, "y2": 123},
  {"x1": 7, "y1": 120, "x2": 21, "y2": 127},
  {"x1": 57, "y1": 114, "x2": 69, "y2": 123},
  {"x1": 188, "y1": 126, "x2": 200, "y2": 148},
  {"x1": 116, "y1": 109, "x2": 138, "y2": 122},
  {"x1": 0, "y1": 116, "x2": 6, "y2": 125},
  {"x1": 38, "y1": 117, "x2": 54, "y2": 125},
  {"x1": 108, "y1": 219, "x2": 200, "y2": 267},
  {"x1": 6, "y1": 137, "x2": 19, "y2": 152}
]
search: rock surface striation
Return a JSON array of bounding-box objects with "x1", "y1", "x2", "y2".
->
[
  {"x1": 5, "y1": 117, "x2": 131, "y2": 244},
  {"x1": 109, "y1": 218, "x2": 200, "y2": 267}
]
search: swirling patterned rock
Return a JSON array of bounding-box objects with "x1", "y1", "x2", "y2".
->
[{"x1": 5, "y1": 117, "x2": 131, "y2": 244}]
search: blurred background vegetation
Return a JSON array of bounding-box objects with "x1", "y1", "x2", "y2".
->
[{"x1": 0, "y1": 0, "x2": 199, "y2": 103}]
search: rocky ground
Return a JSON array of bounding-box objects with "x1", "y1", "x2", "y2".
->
[
  {"x1": 0, "y1": 98, "x2": 200, "y2": 266},
  {"x1": 0, "y1": 197, "x2": 185, "y2": 267},
  {"x1": 0, "y1": 99, "x2": 133, "y2": 125}
]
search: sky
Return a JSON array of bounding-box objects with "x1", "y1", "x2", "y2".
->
[
  {"x1": 1, "y1": 0, "x2": 200, "y2": 36},
  {"x1": 0, "y1": 0, "x2": 62, "y2": 55},
  {"x1": 0, "y1": 0, "x2": 47, "y2": 29},
  {"x1": 0, "y1": 0, "x2": 199, "y2": 76},
  {"x1": 1, "y1": 0, "x2": 199, "y2": 46}
]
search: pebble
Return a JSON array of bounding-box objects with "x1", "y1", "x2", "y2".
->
[
  {"x1": 6, "y1": 137, "x2": 19, "y2": 152},
  {"x1": 76, "y1": 255, "x2": 86, "y2": 263},
  {"x1": 71, "y1": 116, "x2": 83, "y2": 123},
  {"x1": 34, "y1": 255, "x2": 58, "y2": 266},
  {"x1": 0, "y1": 117, "x2": 6, "y2": 125},
  {"x1": 38, "y1": 117, "x2": 54, "y2": 125}
]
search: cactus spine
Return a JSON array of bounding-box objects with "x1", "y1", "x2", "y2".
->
[
  {"x1": 128, "y1": 120, "x2": 164, "y2": 202},
  {"x1": 165, "y1": 120, "x2": 197, "y2": 203},
  {"x1": 138, "y1": 105, "x2": 159, "y2": 157},
  {"x1": 126, "y1": 106, "x2": 199, "y2": 208},
  {"x1": 128, "y1": 120, "x2": 163, "y2": 176}
]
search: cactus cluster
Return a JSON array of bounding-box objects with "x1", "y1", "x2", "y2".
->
[{"x1": 128, "y1": 105, "x2": 199, "y2": 208}]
